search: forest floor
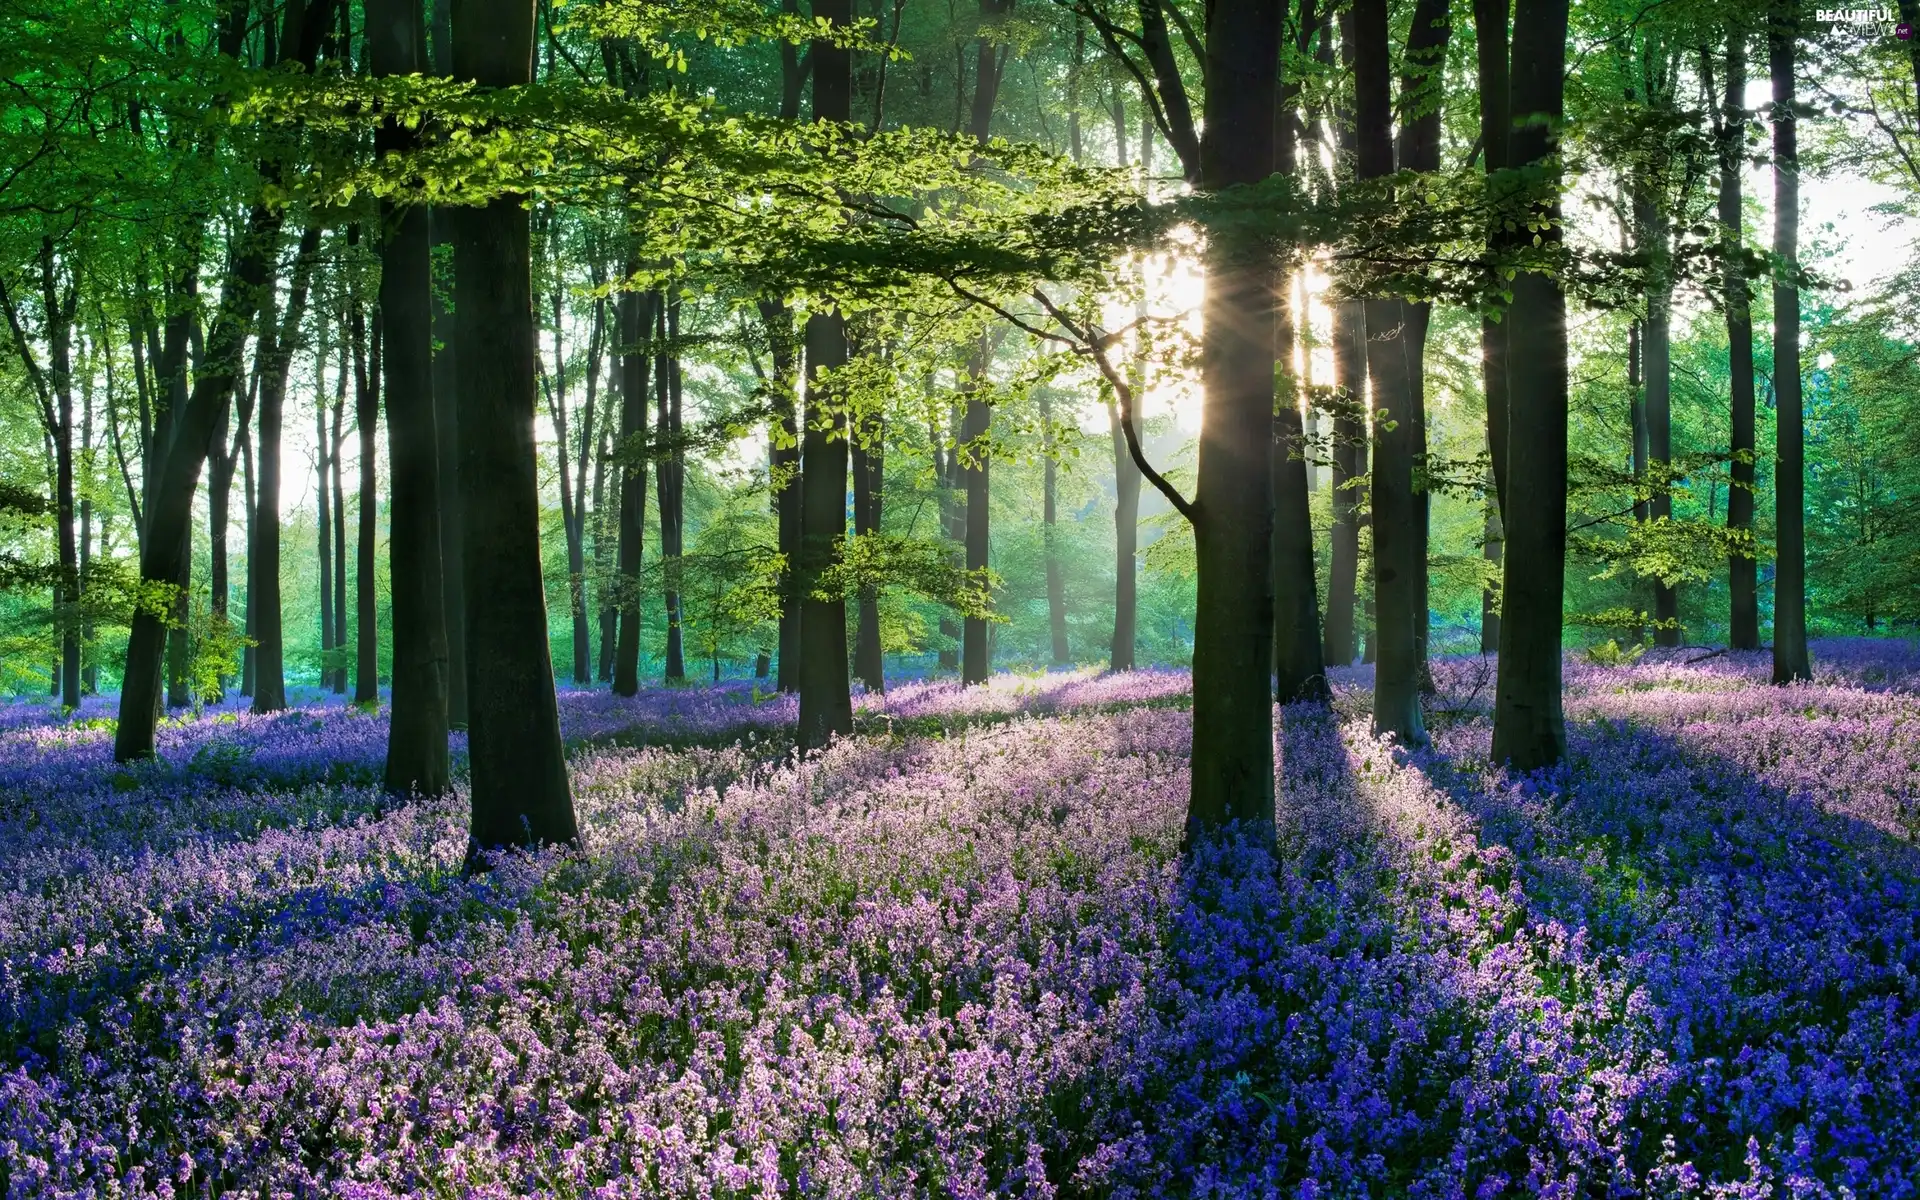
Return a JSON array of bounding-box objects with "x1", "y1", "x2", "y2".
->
[{"x1": 6, "y1": 640, "x2": 1920, "y2": 1196}]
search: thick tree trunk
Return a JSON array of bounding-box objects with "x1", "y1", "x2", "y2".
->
[
  {"x1": 371, "y1": 0, "x2": 450, "y2": 795},
  {"x1": 453, "y1": 0, "x2": 579, "y2": 863},
  {"x1": 1491, "y1": 0, "x2": 1571, "y2": 770},
  {"x1": 247, "y1": 224, "x2": 323, "y2": 718},
  {"x1": 960, "y1": 350, "x2": 993, "y2": 685},
  {"x1": 1323, "y1": 299, "x2": 1366, "y2": 667},
  {"x1": 657, "y1": 295, "x2": 686, "y2": 682},
  {"x1": 797, "y1": 307, "x2": 854, "y2": 747},
  {"x1": 1769, "y1": 6, "x2": 1809, "y2": 683},
  {"x1": 354, "y1": 302, "x2": 381, "y2": 698},
  {"x1": 794, "y1": 0, "x2": 854, "y2": 747},
  {"x1": 1642, "y1": 202, "x2": 1679, "y2": 646},
  {"x1": 1398, "y1": 0, "x2": 1448, "y2": 685},
  {"x1": 1354, "y1": 0, "x2": 1423, "y2": 745},
  {"x1": 1720, "y1": 35, "x2": 1759, "y2": 651},
  {"x1": 1474, "y1": 0, "x2": 1511, "y2": 518},
  {"x1": 613, "y1": 283, "x2": 652, "y2": 696},
  {"x1": 1184, "y1": 0, "x2": 1283, "y2": 838},
  {"x1": 430, "y1": 219, "x2": 466, "y2": 724},
  {"x1": 957, "y1": 2, "x2": 1012, "y2": 685}
]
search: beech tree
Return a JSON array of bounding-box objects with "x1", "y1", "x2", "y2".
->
[{"x1": 451, "y1": 0, "x2": 580, "y2": 862}]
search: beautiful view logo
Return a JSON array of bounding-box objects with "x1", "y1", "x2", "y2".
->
[{"x1": 1816, "y1": 7, "x2": 1912, "y2": 36}]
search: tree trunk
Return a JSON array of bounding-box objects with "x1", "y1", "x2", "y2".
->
[
  {"x1": 330, "y1": 346, "x2": 349, "y2": 693},
  {"x1": 28, "y1": 242, "x2": 84, "y2": 710},
  {"x1": 761, "y1": 300, "x2": 803, "y2": 692},
  {"x1": 318, "y1": 355, "x2": 336, "y2": 694},
  {"x1": 657, "y1": 293, "x2": 686, "y2": 682},
  {"x1": 1323, "y1": 299, "x2": 1366, "y2": 667},
  {"x1": 594, "y1": 371, "x2": 618, "y2": 682},
  {"x1": 1398, "y1": 0, "x2": 1448, "y2": 684},
  {"x1": 241, "y1": 416, "x2": 256, "y2": 696},
  {"x1": 1108, "y1": 394, "x2": 1141, "y2": 671},
  {"x1": 1721, "y1": 32, "x2": 1759, "y2": 651},
  {"x1": 1474, "y1": 0, "x2": 1511, "y2": 517},
  {"x1": 371, "y1": 0, "x2": 451, "y2": 795},
  {"x1": 354, "y1": 295, "x2": 381, "y2": 699},
  {"x1": 1480, "y1": 455, "x2": 1502, "y2": 652},
  {"x1": 1042, "y1": 393, "x2": 1069, "y2": 665},
  {"x1": 79, "y1": 358, "x2": 97, "y2": 694},
  {"x1": 937, "y1": 410, "x2": 962, "y2": 671},
  {"x1": 794, "y1": 0, "x2": 854, "y2": 748},
  {"x1": 1184, "y1": 0, "x2": 1283, "y2": 838},
  {"x1": 957, "y1": 1, "x2": 1013, "y2": 686},
  {"x1": 613, "y1": 283, "x2": 652, "y2": 696},
  {"x1": 1354, "y1": 0, "x2": 1423, "y2": 745},
  {"x1": 555, "y1": 282, "x2": 604, "y2": 687},
  {"x1": 1270, "y1": 54, "x2": 1328, "y2": 705},
  {"x1": 166, "y1": 540, "x2": 191, "y2": 708},
  {"x1": 960, "y1": 346, "x2": 993, "y2": 685},
  {"x1": 247, "y1": 224, "x2": 323, "y2": 718},
  {"x1": 1272, "y1": 269, "x2": 1327, "y2": 701},
  {"x1": 798, "y1": 303, "x2": 854, "y2": 747},
  {"x1": 1642, "y1": 194, "x2": 1679, "y2": 646},
  {"x1": 1769, "y1": 5, "x2": 1809, "y2": 683},
  {"x1": 431, "y1": 214, "x2": 467, "y2": 724},
  {"x1": 453, "y1": 0, "x2": 580, "y2": 863},
  {"x1": 206, "y1": 365, "x2": 245, "y2": 703},
  {"x1": 852, "y1": 415, "x2": 885, "y2": 691},
  {"x1": 1491, "y1": 0, "x2": 1571, "y2": 770}
]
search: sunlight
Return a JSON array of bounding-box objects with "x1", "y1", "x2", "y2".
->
[{"x1": 1101, "y1": 248, "x2": 1340, "y2": 435}]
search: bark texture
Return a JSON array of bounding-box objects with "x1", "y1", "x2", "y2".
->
[{"x1": 453, "y1": 0, "x2": 580, "y2": 863}]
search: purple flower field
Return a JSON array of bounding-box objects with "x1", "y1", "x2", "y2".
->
[{"x1": 5, "y1": 643, "x2": 1920, "y2": 1197}]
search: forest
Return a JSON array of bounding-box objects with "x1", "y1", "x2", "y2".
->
[{"x1": 6, "y1": 0, "x2": 1920, "y2": 1190}]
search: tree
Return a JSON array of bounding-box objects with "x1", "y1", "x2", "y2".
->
[
  {"x1": 371, "y1": 0, "x2": 451, "y2": 796},
  {"x1": 1714, "y1": 28, "x2": 1760, "y2": 651},
  {"x1": 350, "y1": 272, "x2": 380, "y2": 700},
  {"x1": 795, "y1": 0, "x2": 856, "y2": 750},
  {"x1": 656, "y1": 292, "x2": 687, "y2": 682},
  {"x1": 1770, "y1": 0, "x2": 1810, "y2": 683},
  {"x1": 1474, "y1": 0, "x2": 1510, "y2": 658},
  {"x1": 1184, "y1": 0, "x2": 1284, "y2": 835},
  {"x1": 612, "y1": 282, "x2": 652, "y2": 698},
  {"x1": 249, "y1": 225, "x2": 323, "y2": 716},
  {"x1": 452, "y1": 0, "x2": 580, "y2": 864},
  {"x1": 959, "y1": 0, "x2": 1016, "y2": 687},
  {"x1": 1270, "y1": 0, "x2": 1330, "y2": 706},
  {"x1": 1353, "y1": 0, "x2": 1423, "y2": 745},
  {"x1": 115, "y1": 0, "x2": 334, "y2": 760},
  {"x1": 1490, "y1": 0, "x2": 1571, "y2": 771}
]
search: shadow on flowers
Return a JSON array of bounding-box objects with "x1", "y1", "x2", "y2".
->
[{"x1": 1401, "y1": 711, "x2": 1920, "y2": 1193}]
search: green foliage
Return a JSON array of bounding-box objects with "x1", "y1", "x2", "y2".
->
[{"x1": 1582, "y1": 638, "x2": 1647, "y2": 668}]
